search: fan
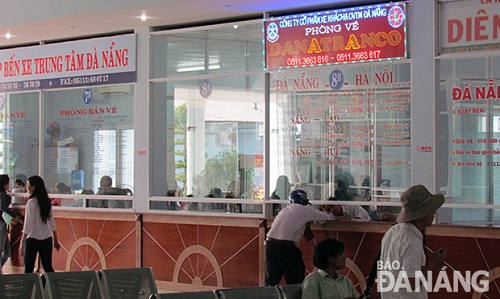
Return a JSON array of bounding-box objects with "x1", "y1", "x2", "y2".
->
[{"x1": 46, "y1": 121, "x2": 61, "y2": 140}]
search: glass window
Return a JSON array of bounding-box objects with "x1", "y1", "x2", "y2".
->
[
  {"x1": 269, "y1": 62, "x2": 411, "y2": 214},
  {"x1": 151, "y1": 75, "x2": 265, "y2": 207},
  {"x1": 151, "y1": 21, "x2": 263, "y2": 78},
  {"x1": 0, "y1": 92, "x2": 39, "y2": 192},
  {"x1": 42, "y1": 85, "x2": 134, "y2": 207},
  {"x1": 438, "y1": 57, "x2": 500, "y2": 223},
  {"x1": 151, "y1": 20, "x2": 265, "y2": 213}
]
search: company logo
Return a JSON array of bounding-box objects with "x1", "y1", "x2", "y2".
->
[
  {"x1": 377, "y1": 260, "x2": 489, "y2": 293},
  {"x1": 387, "y1": 6, "x2": 405, "y2": 29},
  {"x1": 266, "y1": 22, "x2": 279, "y2": 43}
]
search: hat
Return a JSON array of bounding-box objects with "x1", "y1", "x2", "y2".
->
[{"x1": 396, "y1": 185, "x2": 444, "y2": 223}]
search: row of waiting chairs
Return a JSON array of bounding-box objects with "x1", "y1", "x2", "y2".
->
[
  {"x1": 149, "y1": 284, "x2": 301, "y2": 299},
  {"x1": 0, "y1": 267, "x2": 157, "y2": 299}
]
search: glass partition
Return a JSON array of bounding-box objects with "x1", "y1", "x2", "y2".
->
[
  {"x1": 151, "y1": 75, "x2": 264, "y2": 212},
  {"x1": 150, "y1": 20, "x2": 265, "y2": 213},
  {"x1": 42, "y1": 85, "x2": 134, "y2": 208},
  {"x1": 0, "y1": 92, "x2": 39, "y2": 204},
  {"x1": 438, "y1": 56, "x2": 500, "y2": 223},
  {"x1": 269, "y1": 62, "x2": 411, "y2": 216}
]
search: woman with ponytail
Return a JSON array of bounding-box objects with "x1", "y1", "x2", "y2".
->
[{"x1": 20, "y1": 175, "x2": 60, "y2": 273}]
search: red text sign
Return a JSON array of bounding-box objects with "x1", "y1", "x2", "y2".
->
[{"x1": 264, "y1": 2, "x2": 407, "y2": 69}]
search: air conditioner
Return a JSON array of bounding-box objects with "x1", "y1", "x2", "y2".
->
[{"x1": 97, "y1": 85, "x2": 130, "y2": 96}]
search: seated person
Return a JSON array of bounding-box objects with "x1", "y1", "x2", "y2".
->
[
  {"x1": 13, "y1": 179, "x2": 26, "y2": 192},
  {"x1": 334, "y1": 172, "x2": 356, "y2": 200},
  {"x1": 51, "y1": 182, "x2": 71, "y2": 206},
  {"x1": 334, "y1": 172, "x2": 370, "y2": 202},
  {"x1": 225, "y1": 181, "x2": 241, "y2": 213},
  {"x1": 204, "y1": 187, "x2": 224, "y2": 211},
  {"x1": 271, "y1": 175, "x2": 292, "y2": 215},
  {"x1": 81, "y1": 189, "x2": 96, "y2": 207},
  {"x1": 302, "y1": 238, "x2": 362, "y2": 299},
  {"x1": 98, "y1": 176, "x2": 133, "y2": 208},
  {"x1": 322, "y1": 197, "x2": 370, "y2": 221},
  {"x1": 11, "y1": 179, "x2": 27, "y2": 204}
]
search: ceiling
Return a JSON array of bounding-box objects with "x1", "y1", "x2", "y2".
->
[{"x1": 0, "y1": 0, "x2": 388, "y2": 49}]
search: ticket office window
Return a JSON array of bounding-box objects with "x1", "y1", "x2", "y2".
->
[
  {"x1": 151, "y1": 75, "x2": 265, "y2": 210},
  {"x1": 438, "y1": 56, "x2": 500, "y2": 223},
  {"x1": 150, "y1": 20, "x2": 265, "y2": 212},
  {"x1": 42, "y1": 85, "x2": 134, "y2": 202},
  {"x1": 0, "y1": 92, "x2": 40, "y2": 187},
  {"x1": 269, "y1": 62, "x2": 411, "y2": 208}
]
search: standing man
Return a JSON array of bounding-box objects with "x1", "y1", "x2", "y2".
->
[
  {"x1": 266, "y1": 189, "x2": 333, "y2": 285},
  {"x1": 380, "y1": 185, "x2": 447, "y2": 298}
]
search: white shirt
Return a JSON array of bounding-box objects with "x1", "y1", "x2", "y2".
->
[
  {"x1": 267, "y1": 204, "x2": 332, "y2": 245},
  {"x1": 23, "y1": 197, "x2": 57, "y2": 240},
  {"x1": 380, "y1": 222, "x2": 426, "y2": 299},
  {"x1": 341, "y1": 205, "x2": 370, "y2": 220}
]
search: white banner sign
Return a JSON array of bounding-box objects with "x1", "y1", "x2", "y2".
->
[
  {"x1": 0, "y1": 34, "x2": 136, "y2": 91},
  {"x1": 440, "y1": 0, "x2": 500, "y2": 53}
]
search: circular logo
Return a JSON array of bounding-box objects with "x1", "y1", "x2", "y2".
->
[
  {"x1": 200, "y1": 80, "x2": 212, "y2": 99},
  {"x1": 83, "y1": 89, "x2": 93, "y2": 104},
  {"x1": 329, "y1": 69, "x2": 344, "y2": 91},
  {"x1": 388, "y1": 6, "x2": 405, "y2": 28},
  {"x1": 266, "y1": 22, "x2": 279, "y2": 43}
]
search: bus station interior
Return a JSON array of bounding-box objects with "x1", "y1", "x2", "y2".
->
[{"x1": 1, "y1": 1, "x2": 500, "y2": 298}]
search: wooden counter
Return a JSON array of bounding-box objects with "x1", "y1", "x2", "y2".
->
[{"x1": 8, "y1": 209, "x2": 500, "y2": 298}]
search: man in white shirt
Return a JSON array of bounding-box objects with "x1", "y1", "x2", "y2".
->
[
  {"x1": 266, "y1": 189, "x2": 333, "y2": 286},
  {"x1": 379, "y1": 185, "x2": 447, "y2": 299},
  {"x1": 325, "y1": 196, "x2": 371, "y2": 221}
]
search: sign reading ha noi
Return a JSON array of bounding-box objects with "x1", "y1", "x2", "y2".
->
[{"x1": 264, "y1": 2, "x2": 407, "y2": 70}]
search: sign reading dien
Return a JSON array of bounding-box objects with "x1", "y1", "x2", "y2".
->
[{"x1": 264, "y1": 2, "x2": 407, "y2": 69}]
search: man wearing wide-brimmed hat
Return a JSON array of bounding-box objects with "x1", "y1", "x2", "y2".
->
[{"x1": 379, "y1": 185, "x2": 447, "y2": 299}]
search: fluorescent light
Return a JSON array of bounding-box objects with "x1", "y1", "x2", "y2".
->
[{"x1": 176, "y1": 64, "x2": 221, "y2": 72}]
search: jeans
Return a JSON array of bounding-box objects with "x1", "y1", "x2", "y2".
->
[
  {"x1": 24, "y1": 237, "x2": 54, "y2": 273},
  {"x1": 0, "y1": 221, "x2": 11, "y2": 270}
]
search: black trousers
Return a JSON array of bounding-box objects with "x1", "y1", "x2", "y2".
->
[
  {"x1": 24, "y1": 237, "x2": 54, "y2": 273},
  {"x1": 265, "y1": 239, "x2": 305, "y2": 286}
]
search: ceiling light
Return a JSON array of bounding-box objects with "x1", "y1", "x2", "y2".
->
[
  {"x1": 233, "y1": 25, "x2": 238, "y2": 29},
  {"x1": 4, "y1": 32, "x2": 12, "y2": 39},
  {"x1": 176, "y1": 64, "x2": 221, "y2": 73},
  {"x1": 140, "y1": 14, "x2": 148, "y2": 21}
]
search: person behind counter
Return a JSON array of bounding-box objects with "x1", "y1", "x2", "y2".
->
[
  {"x1": 98, "y1": 175, "x2": 133, "y2": 208},
  {"x1": 20, "y1": 175, "x2": 60, "y2": 273},
  {"x1": 50, "y1": 182, "x2": 71, "y2": 206},
  {"x1": 13, "y1": 179, "x2": 26, "y2": 192},
  {"x1": 11, "y1": 179, "x2": 27, "y2": 205},
  {"x1": 266, "y1": 189, "x2": 334, "y2": 286},
  {"x1": 324, "y1": 197, "x2": 371, "y2": 221}
]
